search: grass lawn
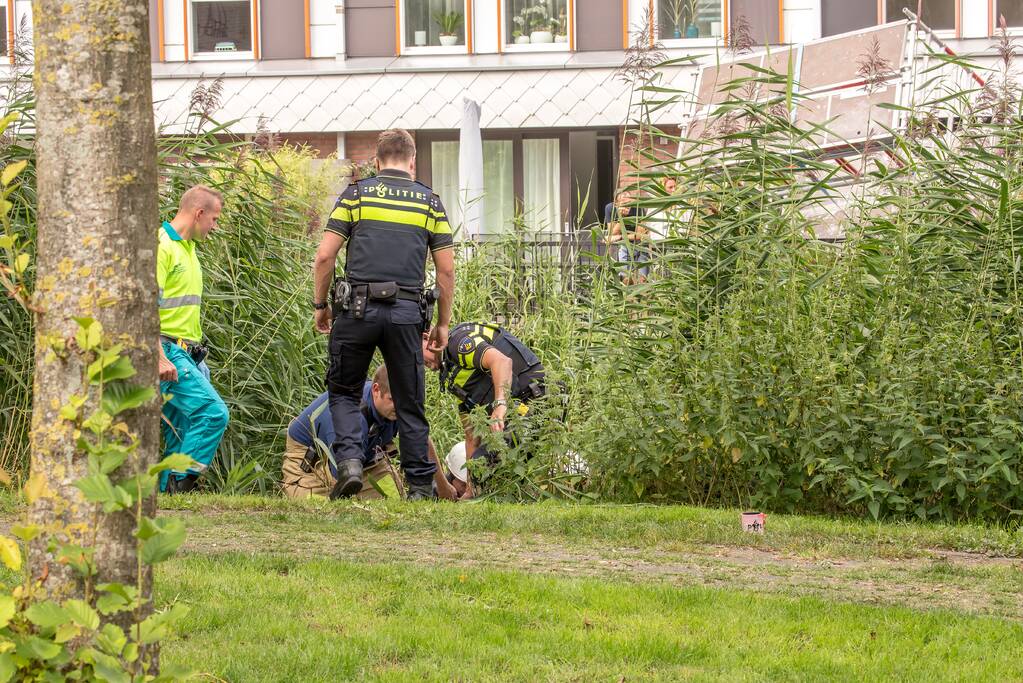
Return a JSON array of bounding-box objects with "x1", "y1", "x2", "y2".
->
[
  {"x1": 4, "y1": 494, "x2": 1022, "y2": 680},
  {"x1": 149, "y1": 497, "x2": 1022, "y2": 681}
]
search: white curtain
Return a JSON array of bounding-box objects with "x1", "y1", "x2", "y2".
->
[
  {"x1": 523, "y1": 138, "x2": 560, "y2": 234},
  {"x1": 432, "y1": 139, "x2": 514, "y2": 238},
  {"x1": 482, "y1": 140, "x2": 514, "y2": 236},
  {"x1": 431, "y1": 141, "x2": 462, "y2": 235}
]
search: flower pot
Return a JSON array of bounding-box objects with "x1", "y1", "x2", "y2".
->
[
  {"x1": 414, "y1": 30, "x2": 427, "y2": 46},
  {"x1": 555, "y1": 34, "x2": 567, "y2": 43},
  {"x1": 686, "y1": 24, "x2": 699, "y2": 39},
  {"x1": 530, "y1": 30, "x2": 554, "y2": 44},
  {"x1": 673, "y1": 28, "x2": 682, "y2": 39},
  {"x1": 439, "y1": 34, "x2": 458, "y2": 46},
  {"x1": 515, "y1": 35, "x2": 531, "y2": 44}
]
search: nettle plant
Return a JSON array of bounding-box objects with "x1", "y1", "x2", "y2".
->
[{"x1": 0, "y1": 118, "x2": 191, "y2": 681}]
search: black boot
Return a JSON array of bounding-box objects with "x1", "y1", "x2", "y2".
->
[
  {"x1": 166, "y1": 472, "x2": 200, "y2": 494},
  {"x1": 406, "y1": 481, "x2": 436, "y2": 501},
  {"x1": 329, "y1": 459, "x2": 364, "y2": 500}
]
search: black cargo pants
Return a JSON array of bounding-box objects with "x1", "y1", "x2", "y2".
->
[{"x1": 325, "y1": 299, "x2": 435, "y2": 486}]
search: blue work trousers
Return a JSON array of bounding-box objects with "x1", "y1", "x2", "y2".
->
[{"x1": 159, "y1": 341, "x2": 229, "y2": 491}]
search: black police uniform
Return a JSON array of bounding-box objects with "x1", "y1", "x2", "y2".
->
[
  {"x1": 324, "y1": 169, "x2": 453, "y2": 494},
  {"x1": 439, "y1": 323, "x2": 546, "y2": 462}
]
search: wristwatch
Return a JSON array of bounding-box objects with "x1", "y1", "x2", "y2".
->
[
  {"x1": 312, "y1": 300, "x2": 328, "y2": 310},
  {"x1": 493, "y1": 399, "x2": 508, "y2": 408}
]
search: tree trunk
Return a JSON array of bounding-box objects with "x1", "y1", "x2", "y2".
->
[{"x1": 28, "y1": 0, "x2": 160, "y2": 602}]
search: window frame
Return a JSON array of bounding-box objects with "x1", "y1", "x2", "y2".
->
[
  {"x1": 500, "y1": 0, "x2": 574, "y2": 53},
  {"x1": 0, "y1": 0, "x2": 10, "y2": 61},
  {"x1": 881, "y1": 0, "x2": 959, "y2": 38},
  {"x1": 993, "y1": 0, "x2": 1023, "y2": 33},
  {"x1": 653, "y1": 0, "x2": 727, "y2": 49},
  {"x1": 417, "y1": 129, "x2": 571, "y2": 237},
  {"x1": 187, "y1": 0, "x2": 259, "y2": 61},
  {"x1": 398, "y1": 0, "x2": 472, "y2": 56}
]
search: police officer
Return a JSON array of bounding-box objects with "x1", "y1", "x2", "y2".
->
[
  {"x1": 422, "y1": 322, "x2": 546, "y2": 499},
  {"x1": 312, "y1": 129, "x2": 455, "y2": 501}
]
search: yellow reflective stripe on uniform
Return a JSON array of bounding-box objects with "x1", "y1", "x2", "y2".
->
[
  {"x1": 339, "y1": 198, "x2": 359, "y2": 207},
  {"x1": 425, "y1": 214, "x2": 452, "y2": 235},
  {"x1": 360, "y1": 204, "x2": 426, "y2": 227},
  {"x1": 330, "y1": 206, "x2": 359, "y2": 222},
  {"x1": 452, "y1": 367, "x2": 474, "y2": 389}
]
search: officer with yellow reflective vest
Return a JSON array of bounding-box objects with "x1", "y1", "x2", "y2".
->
[
  {"x1": 157, "y1": 185, "x2": 230, "y2": 493},
  {"x1": 312, "y1": 129, "x2": 455, "y2": 501},
  {"x1": 422, "y1": 322, "x2": 546, "y2": 500}
]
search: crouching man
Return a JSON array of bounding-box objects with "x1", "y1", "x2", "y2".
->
[
  {"x1": 423, "y1": 322, "x2": 546, "y2": 500},
  {"x1": 282, "y1": 365, "x2": 454, "y2": 500}
]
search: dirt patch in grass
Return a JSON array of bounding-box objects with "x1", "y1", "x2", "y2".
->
[{"x1": 177, "y1": 511, "x2": 1023, "y2": 621}]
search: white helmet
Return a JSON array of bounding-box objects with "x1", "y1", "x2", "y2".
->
[{"x1": 445, "y1": 441, "x2": 468, "y2": 482}]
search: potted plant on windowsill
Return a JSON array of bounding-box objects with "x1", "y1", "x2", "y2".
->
[
  {"x1": 432, "y1": 10, "x2": 463, "y2": 46},
  {"x1": 665, "y1": 0, "x2": 685, "y2": 39},
  {"x1": 553, "y1": 9, "x2": 568, "y2": 43},
  {"x1": 513, "y1": 3, "x2": 553, "y2": 44},
  {"x1": 684, "y1": 0, "x2": 700, "y2": 38}
]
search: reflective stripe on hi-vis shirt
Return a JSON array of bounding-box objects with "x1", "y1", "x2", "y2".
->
[{"x1": 160, "y1": 294, "x2": 202, "y2": 309}]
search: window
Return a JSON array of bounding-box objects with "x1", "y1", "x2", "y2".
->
[
  {"x1": 0, "y1": 2, "x2": 7, "y2": 58},
  {"x1": 401, "y1": 0, "x2": 469, "y2": 53},
  {"x1": 997, "y1": 1, "x2": 1023, "y2": 28},
  {"x1": 883, "y1": 0, "x2": 954, "y2": 31},
  {"x1": 503, "y1": 0, "x2": 570, "y2": 51},
  {"x1": 657, "y1": 0, "x2": 724, "y2": 42},
  {"x1": 431, "y1": 141, "x2": 515, "y2": 236},
  {"x1": 822, "y1": 0, "x2": 877, "y2": 37},
  {"x1": 190, "y1": 0, "x2": 254, "y2": 57}
]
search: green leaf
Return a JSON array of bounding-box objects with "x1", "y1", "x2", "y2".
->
[
  {"x1": 16, "y1": 635, "x2": 63, "y2": 661},
  {"x1": 53, "y1": 621, "x2": 81, "y2": 644},
  {"x1": 136, "y1": 603, "x2": 189, "y2": 644},
  {"x1": 58, "y1": 404, "x2": 79, "y2": 421},
  {"x1": 95, "y1": 593, "x2": 131, "y2": 616},
  {"x1": 95, "y1": 583, "x2": 137, "y2": 615},
  {"x1": 81, "y1": 409, "x2": 113, "y2": 436},
  {"x1": 867, "y1": 499, "x2": 880, "y2": 520},
  {"x1": 0, "y1": 652, "x2": 14, "y2": 683},
  {"x1": 12, "y1": 253, "x2": 29, "y2": 274},
  {"x1": 88, "y1": 650, "x2": 130, "y2": 683},
  {"x1": 134, "y1": 516, "x2": 160, "y2": 541},
  {"x1": 95, "y1": 623, "x2": 127, "y2": 657},
  {"x1": 90, "y1": 356, "x2": 136, "y2": 384},
  {"x1": 0, "y1": 595, "x2": 15, "y2": 629},
  {"x1": 0, "y1": 235, "x2": 13, "y2": 249},
  {"x1": 102, "y1": 384, "x2": 156, "y2": 416},
  {"x1": 1, "y1": 160, "x2": 28, "y2": 187},
  {"x1": 64, "y1": 599, "x2": 100, "y2": 630},
  {"x1": 24, "y1": 600, "x2": 69, "y2": 629},
  {"x1": 141, "y1": 518, "x2": 186, "y2": 564},
  {"x1": 9, "y1": 524, "x2": 41, "y2": 542},
  {"x1": 75, "y1": 473, "x2": 120, "y2": 508},
  {"x1": 73, "y1": 318, "x2": 102, "y2": 351},
  {"x1": 148, "y1": 453, "x2": 195, "y2": 476},
  {"x1": 116, "y1": 474, "x2": 157, "y2": 504},
  {"x1": 93, "y1": 446, "x2": 129, "y2": 475},
  {"x1": 0, "y1": 111, "x2": 20, "y2": 136}
]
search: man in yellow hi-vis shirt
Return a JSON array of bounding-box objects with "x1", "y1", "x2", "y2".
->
[{"x1": 157, "y1": 185, "x2": 229, "y2": 493}]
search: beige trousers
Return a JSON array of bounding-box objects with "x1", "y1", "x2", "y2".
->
[{"x1": 281, "y1": 436, "x2": 400, "y2": 499}]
